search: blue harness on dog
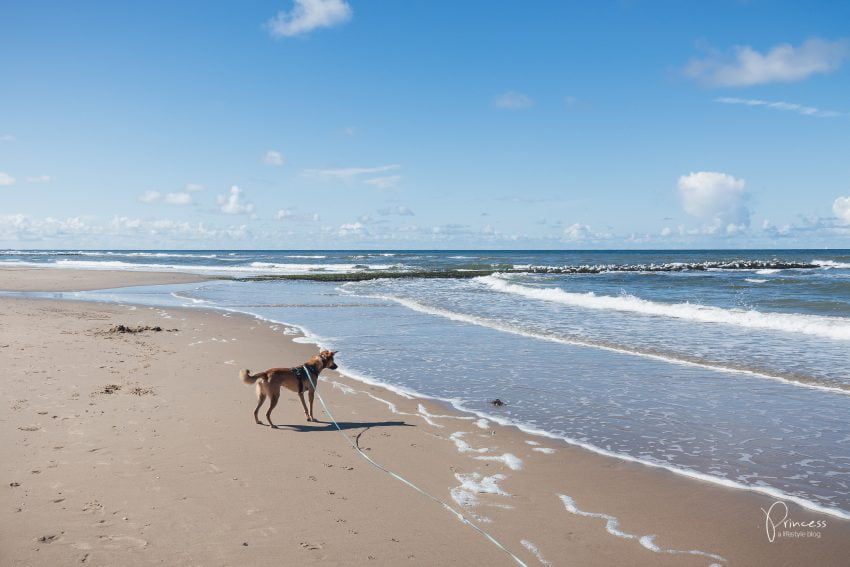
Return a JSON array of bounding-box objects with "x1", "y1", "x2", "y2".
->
[{"x1": 293, "y1": 364, "x2": 318, "y2": 393}]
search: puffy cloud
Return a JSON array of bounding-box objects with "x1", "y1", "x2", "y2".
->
[
  {"x1": 563, "y1": 223, "x2": 593, "y2": 242},
  {"x1": 0, "y1": 172, "x2": 15, "y2": 186},
  {"x1": 276, "y1": 208, "x2": 295, "y2": 220},
  {"x1": 833, "y1": 196, "x2": 850, "y2": 224},
  {"x1": 305, "y1": 164, "x2": 400, "y2": 180},
  {"x1": 685, "y1": 38, "x2": 849, "y2": 87},
  {"x1": 263, "y1": 150, "x2": 284, "y2": 166},
  {"x1": 677, "y1": 171, "x2": 750, "y2": 228},
  {"x1": 364, "y1": 175, "x2": 402, "y2": 189},
  {"x1": 164, "y1": 192, "x2": 192, "y2": 205},
  {"x1": 493, "y1": 91, "x2": 534, "y2": 109},
  {"x1": 138, "y1": 190, "x2": 160, "y2": 203},
  {"x1": 217, "y1": 185, "x2": 255, "y2": 214},
  {"x1": 266, "y1": 0, "x2": 352, "y2": 38}
]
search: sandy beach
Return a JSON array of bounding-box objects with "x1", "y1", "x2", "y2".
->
[{"x1": 2, "y1": 269, "x2": 849, "y2": 566}]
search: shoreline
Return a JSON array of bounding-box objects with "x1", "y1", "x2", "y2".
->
[{"x1": 3, "y1": 268, "x2": 850, "y2": 565}]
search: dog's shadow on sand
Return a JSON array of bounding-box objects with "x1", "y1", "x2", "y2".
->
[{"x1": 269, "y1": 420, "x2": 412, "y2": 433}]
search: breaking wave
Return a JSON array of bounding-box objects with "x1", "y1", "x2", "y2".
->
[{"x1": 478, "y1": 275, "x2": 850, "y2": 342}]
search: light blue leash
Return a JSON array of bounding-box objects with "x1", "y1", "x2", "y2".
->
[{"x1": 302, "y1": 366, "x2": 528, "y2": 567}]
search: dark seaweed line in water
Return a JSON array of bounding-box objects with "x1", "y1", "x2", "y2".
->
[{"x1": 235, "y1": 260, "x2": 820, "y2": 282}]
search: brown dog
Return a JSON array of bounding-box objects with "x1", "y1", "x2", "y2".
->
[{"x1": 239, "y1": 350, "x2": 338, "y2": 427}]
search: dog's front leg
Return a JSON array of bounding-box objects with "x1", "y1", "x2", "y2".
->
[
  {"x1": 297, "y1": 391, "x2": 311, "y2": 421},
  {"x1": 308, "y1": 389, "x2": 315, "y2": 422}
]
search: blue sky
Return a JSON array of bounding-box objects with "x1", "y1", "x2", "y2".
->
[{"x1": 2, "y1": 0, "x2": 850, "y2": 249}]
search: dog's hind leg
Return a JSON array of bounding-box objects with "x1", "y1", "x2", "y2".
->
[
  {"x1": 297, "y1": 391, "x2": 310, "y2": 422},
  {"x1": 253, "y1": 391, "x2": 266, "y2": 425},
  {"x1": 266, "y1": 393, "x2": 280, "y2": 428}
]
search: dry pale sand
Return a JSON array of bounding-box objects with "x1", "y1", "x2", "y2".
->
[
  {"x1": 2, "y1": 269, "x2": 849, "y2": 566},
  {"x1": 0, "y1": 267, "x2": 207, "y2": 291}
]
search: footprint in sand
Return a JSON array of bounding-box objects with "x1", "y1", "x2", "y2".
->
[{"x1": 299, "y1": 541, "x2": 324, "y2": 550}]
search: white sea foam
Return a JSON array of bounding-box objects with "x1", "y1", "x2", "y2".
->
[
  {"x1": 450, "y1": 432, "x2": 489, "y2": 454},
  {"x1": 814, "y1": 260, "x2": 850, "y2": 269},
  {"x1": 479, "y1": 274, "x2": 850, "y2": 341},
  {"x1": 519, "y1": 540, "x2": 552, "y2": 566},
  {"x1": 744, "y1": 278, "x2": 768, "y2": 284},
  {"x1": 449, "y1": 433, "x2": 523, "y2": 469},
  {"x1": 331, "y1": 381, "x2": 357, "y2": 395},
  {"x1": 451, "y1": 472, "x2": 509, "y2": 507},
  {"x1": 755, "y1": 269, "x2": 780, "y2": 274},
  {"x1": 558, "y1": 494, "x2": 726, "y2": 563},
  {"x1": 476, "y1": 453, "x2": 524, "y2": 470},
  {"x1": 533, "y1": 447, "x2": 555, "y2": 454},
  {"x1": 416, "y1": 404, "x2": 445, "y2": 427},
  {"x1": 171, "y1": 291, "x2": 208, "y2": 304},
  {"x1": 418, "y1": 404, "x2": 474, "y2": 422},
  {"x1": 475, "y1": 418, "x2": 491, "y2": 429}
]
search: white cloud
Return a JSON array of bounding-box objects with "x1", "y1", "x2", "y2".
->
[
  {"x1": 364, "y1": 175, "x2": 402, "y2": 189},
  {"x1": 266, "y1": 0, "x2": 352, "y2": 38},
  {"x1": 685, "y1": 38, "x2": 849, "y2": 87},
  {"x1": 493, "y1": 91, "x2": 534, "y2": 109},
  {"x1": 0, "y1": 134, "x2": 14, "y2": 142},
  {"x1": 263, "y1": 150, "x2": 284, "y2": 166},
  {"x1": 833, "y1": 196, "x2": 850, "y2": 224},
  {"x1": 217, "y1": 185, "x2": 255, "y2": 214},
  {"x1": 660, "y1": 227, "x2": 673, "y2": 237},
  {"x1": 25, "y1": 175, "x2": 53, "y2": 183},
  {"x1": 138, "y1": 190, "x2": 160, "y2": 203},
  {"x1": 338, "y1": 222, "x2": 364, "y2": 235},
  {"x1": 276, "y1": 209, "x2": 294, "y2": 220},
  {"x1": 0, "y1": 172, "x2": 15, "y2": 186},
  {"x1": 715, "y1": 97, "x2": 846, "y2": 118},
  {"x1": 563, "y1": 223, "x2": 593, "y2": 242},
  {"x1": 164, "y1": 192, "x2": 192, "y2": 205},
  {"x1": 677, "y1": 171, "x2": 750, "y2": 227},
  {"x1": 378, "y1": 205, "x2": 414, "y2": 216},
  {"x1": 0, "y1": 214, "x2": 101, "y2": 241},
  {"x1": 305, "y1": 164, "x2": 400, "y2": 180},
  {"x1": 185, "y1": 183, "x2": 204, "y2": 192}
]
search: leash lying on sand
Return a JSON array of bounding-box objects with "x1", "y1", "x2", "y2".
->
[{"x1": 302, "y1": 366, "x2": 529, "y2": 567}]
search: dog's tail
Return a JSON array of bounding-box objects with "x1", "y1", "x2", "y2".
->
[{"x1": 240, "y1": 369, "x2": 260, "y2": 385}]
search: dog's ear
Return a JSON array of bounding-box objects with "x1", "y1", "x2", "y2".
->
[{"x1": 331, "y1": 350, "x2": 338, "y2": 356}]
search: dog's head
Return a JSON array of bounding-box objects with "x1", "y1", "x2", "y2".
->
[{"x1": 318, "y1": 350, "x2": 338, "y2": 370}]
